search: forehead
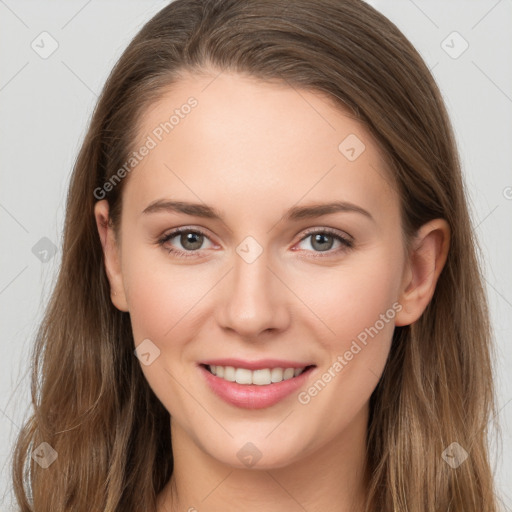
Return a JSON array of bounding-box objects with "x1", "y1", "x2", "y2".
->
[{"x1": 123, "y1": 70, "x2": 398, "y2": 225}]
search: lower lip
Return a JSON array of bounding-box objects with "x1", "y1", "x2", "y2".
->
[{"x1": 198, "y1": 364, "x2": 316, "y2": 409}]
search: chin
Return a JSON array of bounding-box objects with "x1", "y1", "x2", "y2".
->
[{"x1": 203, "y1": 437, "x2": 306, "y2": 471}]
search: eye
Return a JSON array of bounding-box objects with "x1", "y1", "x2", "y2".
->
[
  {"x1": 295, "y1": 228, "x2": 353, "y2": 256},
  {"x1": 157, "y1": 226, "x2": 354, "y2": 260},
  {"x1": 157, "y1": 227, "x2": 215, "y2": 258}
]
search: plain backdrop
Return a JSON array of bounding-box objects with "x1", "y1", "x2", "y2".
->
[{"x1": 0, "y1": 0, "x2": 511, "y2": 510}]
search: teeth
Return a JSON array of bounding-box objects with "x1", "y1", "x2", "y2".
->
[
  {"x1": 208, "y1": 365, "x2": 306, "y2": 385},
  {"x1": 235, "y1": 367, "x2": 252, "y2": 385},
  {"x1": 271, "y1": 368, "x2": 283, "y2": 382}
]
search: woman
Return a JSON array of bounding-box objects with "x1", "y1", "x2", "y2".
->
[{"x1": 12, "y1": 0, "x2": 501, "y2": 510}]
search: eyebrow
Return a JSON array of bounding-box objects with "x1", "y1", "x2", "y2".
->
[{"x1": 142, "y1": 199, "x2": 374, "y2": 223}]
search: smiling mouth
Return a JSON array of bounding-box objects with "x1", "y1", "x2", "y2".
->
[{"x1": 201, "y1": 363, "x2": 316, "y2": 385}]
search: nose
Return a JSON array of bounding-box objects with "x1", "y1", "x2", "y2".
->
[{"x1": 216, "y1": 247, "x2": 291, "y2": 339}]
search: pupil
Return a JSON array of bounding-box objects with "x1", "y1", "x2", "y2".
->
[
  {"x1": 182, "y1": 232, "x2": 203, "y2": 250},
  {"x1": 312, "y1": 233, "x2": 333, "y2": 251}
]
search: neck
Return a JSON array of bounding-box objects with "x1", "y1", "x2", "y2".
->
[{"x1": 157, "y1": 404, "x2": 369, "y2": 512}]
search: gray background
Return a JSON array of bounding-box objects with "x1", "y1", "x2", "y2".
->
[{"x1": 1, "y1": 0, "x2": 511, "y2": 509}]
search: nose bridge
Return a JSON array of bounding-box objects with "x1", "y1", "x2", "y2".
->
[{"x1": 217, "y1": 239, "x2": 289, "y2": 337}]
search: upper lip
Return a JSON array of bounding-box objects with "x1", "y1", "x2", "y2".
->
[{"x1": 200, "y1": 358, "x2": 315, "y2": 371}]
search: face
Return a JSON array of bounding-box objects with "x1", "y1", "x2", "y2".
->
[{"x1": 96, "y1": 70, "x2": 413, "y2": 469}]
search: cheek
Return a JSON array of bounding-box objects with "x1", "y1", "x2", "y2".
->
[
  {"x1": 124, "y1": 270, "x2": 173, "y2": 344},
  {"x1": 121, "y1": 248, "x2": 207, "y2": 414},
  {"x1": 292, "y1": 255, "x2": 400, "y2": 437},
  {"x1": 297, "y1": 249, "x2": 403, "y2": 346},
  {"x1": 122, "y1": 245, "x2": 210, "y2": 343}
]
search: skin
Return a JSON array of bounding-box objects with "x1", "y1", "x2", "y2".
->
[{"x1": 94, "y1": 69, "x2": 449, "y2": 512}]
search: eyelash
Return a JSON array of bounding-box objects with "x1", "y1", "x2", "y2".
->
[{"x1": 157, "y1": 226, "x2": 354, "y2": 259}]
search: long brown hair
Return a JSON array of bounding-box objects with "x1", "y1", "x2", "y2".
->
[{"x1": 11, "y1": 0, "x2": 501, "y2": 510}]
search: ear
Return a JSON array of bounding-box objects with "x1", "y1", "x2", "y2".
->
[
  {"x1": 94, "y1": 200, "x2": 129, "y2": 312},
  {"x1": 395, "y1": 218, "x2": 450, "y2": 326}
]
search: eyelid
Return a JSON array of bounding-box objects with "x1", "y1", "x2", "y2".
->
[
  {"x1": 296, "y1": 226, "x2": 354, "y2": 244},
  {"x1": 290, "y1": 227, "x2": 354, "y2": 257},
  {"x1": 158, "y1": 226, "x2": 217, "y2": 248}
]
